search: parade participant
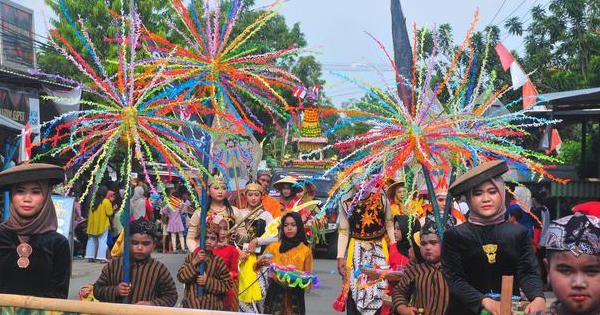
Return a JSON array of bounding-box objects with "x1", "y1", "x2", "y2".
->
[
  {"x1": 130, "y1": 186, "x2": 147, "y2": 220},
  {"x1": 392, "y1": 221, "x2": 449, "y2": 315},
  {"x1": 507, "y1": 208, "x2": 523, "y2": 224},
  {"x1": 387, "y1": 181, "x2": 405, "y2": 216},
  {"x1": 212, "y1": 216, "x2": 240, "y2": 311},
  {"x1": 160, "y1": 192, "x2": 186, "y2": 254},
  {"x1": 388, "y1": 215, "x2": 415, "y2": 270},
  {"x1": 187, "y1": 175, "x2": 243, "y2": 250},
  {"x1": 263, "y1": 211, "x2": 313, "y2": 315},
  {"x1": 540, "y1": 213, "x2": 600, "y2": 315},
  {"x1": 337, "y1": 179, "x2": 396, "y2": 315},
  {"x1": 257, "y1": 169, "x2": 282, "y2": 218},
  {"x1": 85, "y1": 187, "x2": 115, "y2": 263},
  {"x1": 178, "y1": 220, "x2": 233, "y2": 310},
  {"x1": 274, "y1": 176, "x2": 302, "y2": 212},
  {"x1": 243, "y1": 182, "x2": 276, "y2": 253},
  {"x1": 93, "y1": 218, "x2": 177, "y2": 306},
  {"x1": 442, "y1": 160, "x2": 546, "y2": 315},
  {"x1": 420, "y1": 187, "x2": 465, "y2": 228},
  {"x1": 0, "y1": 163, "x2": 70, "y2": 298}
]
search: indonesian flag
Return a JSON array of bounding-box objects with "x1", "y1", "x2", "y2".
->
[
  {"x1": 495, "y1": 42, "x2": 538, "y2": 108},
  {"x1": 19, "y1": 122, "x2": 32, "y2": 162},
  {"x1": 546, "y1": 128, "x2": 562, "y2": 154},
  {"x1": 293, "y1": 86, "x2": 307, "y2": 99}
]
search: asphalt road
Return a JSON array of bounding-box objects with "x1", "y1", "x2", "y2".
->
[{"x1": 69, "y1": 253, "x2": 341, "y2": 314}]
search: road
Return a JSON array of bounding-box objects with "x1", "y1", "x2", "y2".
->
[{"x1": 69, "y1": 253, "x2": 341, "y2": 314}]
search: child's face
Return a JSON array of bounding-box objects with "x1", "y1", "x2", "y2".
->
[
  {"x1": 547, "y1": 252, "x2": 600, "y2": 314},
  {"x1": 218, "y1": 221, "x2": 229, "y2": 243},
  {"x1": 205, "y1": 232, "x2": 218, "y2": 250},
  {"x1": 246, "y1": 190, "x2": 262, "y2": 208},
  {"x1": 209, "y1": 185, "x2": 226, "y2": 202},
  {"x1": 420, "y1": 233, "x2": 442, "y2": 264},
  {"x1": 281, "y1": 185, "x2": 292, "y2": 198},
  {"x1": 283, "y1": 216, "x2": 298, "y2": 239},
  {"x1": 130, "y1": 233, "x2": 155, "y2": 261}
]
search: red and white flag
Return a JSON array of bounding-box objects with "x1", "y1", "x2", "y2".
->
[
  {"x1": 19, "y1": 122, "x2": 32, "y2": 162},
  {"x1": 495, "y1": 43, "x2": 538, "y2": 108}
]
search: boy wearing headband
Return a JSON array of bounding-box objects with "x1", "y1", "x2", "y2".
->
[
  {"x1": 541, "y1": 213, "x2": 600, "y2": 315},
  {"x1": 93, "y1": 218, "x2": 177, "y2": 306}
]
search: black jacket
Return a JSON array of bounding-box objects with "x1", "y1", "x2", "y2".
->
[
  {"x1": 441, "y1": 222, "x2": 544, "y2": 315},
  {"x1": 0, "y1": 228, "x2": 71, "y2": 298}
]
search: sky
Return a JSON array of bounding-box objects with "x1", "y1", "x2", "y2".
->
[{"x1": 23, "y1": 0, "x2": 543, "y2": 105}]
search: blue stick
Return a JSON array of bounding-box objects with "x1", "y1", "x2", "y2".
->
[{"x1": 197, "y1": 114, "x2": 214, "y2": 297}]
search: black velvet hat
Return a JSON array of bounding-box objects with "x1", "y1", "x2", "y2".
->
[
  {"x1": 449, "y1": 160, "x2": 508, "y2": 196},
  {"x1": 0, "y1": 162, "x2": 65, "y2": 189}
]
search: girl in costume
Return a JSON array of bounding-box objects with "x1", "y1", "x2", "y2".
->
[
  {"x1": 337, "y1": 181, "x2": 396, "y2": 315},
  {"x1": 388, "y1": 215, "x2": 416, "y2": 270},
  {"x1": 212, "y1": 215, "x2": 240, "y2": 311},
  {"x1": 263, "y1": 211, "x2": 313, "y2": 315},
  {"x1": 274, "y1": 176, "x2": 301, "y2": 212},
  {"x1": 238, "y1": 182, "x2": 275, "y2": 313},
  {"x1": 387, "y1": 181, "x2": 405, "y2": 216},
  {"x1": 442, "y1": 160, "x2": 546, "y2": 315},
  {"x1": 0, "y1": 163, "x2": 71, "y2": 298},
  {"x1": 85, "y1": 186, "x2": 115, "y2": 263},
  {"x1": 187, "y1": 175, "x2": 243, "y2": 250}
]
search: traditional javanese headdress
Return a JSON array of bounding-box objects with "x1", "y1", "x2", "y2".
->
[
  {"x1": 245, "y1": 182, "x2": 264, "y2": 194},
  {"x1": 209, "y1": 174, "x2": 227, "y2": 189},
  {"x1": 541, "y1": 212, "x2": 600, "y2": 257}
]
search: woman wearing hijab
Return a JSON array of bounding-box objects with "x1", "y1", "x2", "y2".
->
[
  {"x1": 130, "y1": 186, "x2": 147, "y2": 220},
  {"x1": 261, "y1": 211, "x2": 313, "y2": 315},
  {"x1": 85, "y1": 187, "x2": 114, "y2": 263},
  {"x1": 0, "y1": 163, "x2": 71, "y2": 298},
  {"x1": 441, "y1": 160, "x2": 546, "y2": 315}
]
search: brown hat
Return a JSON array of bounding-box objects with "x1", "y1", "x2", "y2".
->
[
  {"x1": 449, "y1": 160, "x2": 508, "y2": 196},
  {"x1": 274, "y1": 176, "x2": 301, "y2": 192},
  {"x1": 386, "y1": 181, "x2": 404, "y2": 200},
  {"x1": 0, "y1": 162, "x2": 64, "y2": 189}
]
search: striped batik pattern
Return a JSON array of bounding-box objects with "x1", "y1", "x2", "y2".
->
[
  {"x1": 391, "y1": 262, "x2": 449, "y2": 315},
  {"x1": 177, "y1": 251, "x2": 232, "y2": 310},
  {"x1": 93, "y1": 257, "x2": 178, "y2": 306}
]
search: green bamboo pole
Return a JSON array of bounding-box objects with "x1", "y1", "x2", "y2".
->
[{"x1": 421, "y1": 165, "x2": 444, "y2": 239}]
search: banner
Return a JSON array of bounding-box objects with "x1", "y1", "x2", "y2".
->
[{"x1": 51, "y1": 196, "x2": 75, "y2": 240}]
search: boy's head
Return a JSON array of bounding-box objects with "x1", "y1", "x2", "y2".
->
[
  {"x1": 419, "y1": 221, "x2": 442, "y2": 264},
  {"x1": 508, "y1": 209, "x2": 523, "y2": 224},
  {"x1": 541, "y1": 213, "x2": 600, "y2": 315},
  {"x1": 204, "y1": 221, "x2": 220, "y2": 251},
  {"x1": 129, "y1": 218, "x2": 159, "y2": 261}
]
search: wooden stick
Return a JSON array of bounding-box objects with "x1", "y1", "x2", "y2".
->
[
  {"x1": 0, "y1": 293, "x2": 235, "y2": 315},
  {"x1": 500, "y1": 275, "x2": 514, "y2": 315}
]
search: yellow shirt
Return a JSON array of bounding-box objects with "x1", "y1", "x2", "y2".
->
[
  {"x1": 264, "y1": 241, "x2": 313, "y2": 273},
  {"x1": 87, "y1": 199, "x2": 114, "y2": 236}
]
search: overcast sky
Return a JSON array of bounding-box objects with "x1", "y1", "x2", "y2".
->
[{"x1": 24, "y1": 0, "x2": 543, "y2": 104}]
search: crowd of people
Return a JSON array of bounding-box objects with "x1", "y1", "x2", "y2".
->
[{"x1": 0, "y1": 161, "x2": 598, "y2": 315}]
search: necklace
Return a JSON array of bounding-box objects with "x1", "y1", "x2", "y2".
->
[{"x1": 16, "y1": 242, "x2": 32, "y2": 268}]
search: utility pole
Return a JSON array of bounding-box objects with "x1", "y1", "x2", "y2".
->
[{"x1": 390, "y1": 0, "x2": 413, "y2": 103}]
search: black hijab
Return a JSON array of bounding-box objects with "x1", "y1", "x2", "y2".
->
[
  {"x1": 279, "y1": 212, "x2": 308, "y2": 253},
  {"x1": 394, "y1": 215, "x2": 419, "y2": 257}
]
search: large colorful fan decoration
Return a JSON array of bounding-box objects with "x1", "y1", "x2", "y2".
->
[
  {"x1": 141, "y1": 0, "x2": 302, "y2": 135},
  {"x1": 34, "y1": 2, "x2": 243, "y2": 209},
  {"x1": 309, "y1": 13, "x2": 567, "y2": 231}
]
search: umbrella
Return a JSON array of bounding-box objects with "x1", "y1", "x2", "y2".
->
[{"x1": 572, "y1": 201, "x2": 600, "y2": 217}]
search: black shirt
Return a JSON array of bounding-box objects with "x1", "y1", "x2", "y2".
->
[
  {"x1": 0, "y1": 227, "x2": 71, "y2": 298},
  {"x1": 441, "y1": 222, "x2": 544, "y2": 315}
]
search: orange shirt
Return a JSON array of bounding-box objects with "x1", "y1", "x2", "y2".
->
[{"x1": 262, "y1": 195, "x2": 282, "y2": 218}]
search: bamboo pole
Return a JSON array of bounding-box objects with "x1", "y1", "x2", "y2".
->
[
  {"x1": 500, "y1": 275, "x2": 514, "y2": 315},
  {"x1": 197, "y1": 114, "x2": 215, "y2": 297},
  {"x1": 442, "y1": 167, "x2": 456, "y2": 225},
  {"x1": 0, "y1": 294, "x2": 236, "y2": 315}
]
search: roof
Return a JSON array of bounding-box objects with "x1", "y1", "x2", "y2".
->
[{"x1": 526, "y1": 87, "x2": 600, "y2": 120}]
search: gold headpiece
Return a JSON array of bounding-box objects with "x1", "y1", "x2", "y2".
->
[
  {"x1": 209, "y1": 174, "x2": 227, "y2": 188},
  {"x1": 245, "y1": 182, "x2": 264, "y2": 194}
]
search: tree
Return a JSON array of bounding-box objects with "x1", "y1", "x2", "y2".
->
[{"x1": 504, "y1": 17, "x2": 523, "y2": 36}]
